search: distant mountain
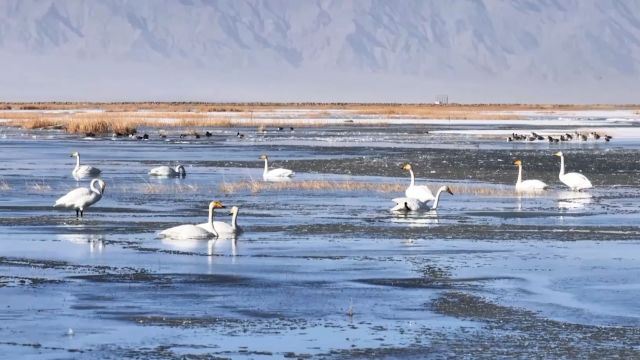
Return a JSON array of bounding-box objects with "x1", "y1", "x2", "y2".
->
[{"x1": 0, "y1": 0, "x2": 639, "y2": 103}]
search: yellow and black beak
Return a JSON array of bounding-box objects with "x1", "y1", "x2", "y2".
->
[{"x1": 447, "y1": 188, "x2": 454, "y2": 195}]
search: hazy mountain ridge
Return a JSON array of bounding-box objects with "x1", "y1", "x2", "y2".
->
[{"x1": 1, "y1": 0, "x2": 639, "y2": 102}]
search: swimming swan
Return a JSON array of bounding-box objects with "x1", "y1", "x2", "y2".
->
[
  {"x1": 159, "y1": 201, "x2": 225, "y2": 240},
  {"x1": 553, "y1": 152, "x2": 592, "y2": 191},
  {"x1": 402, "y1": 163, "x2": 435, "y2": 202},
  {"x1": 197, "y1": 206, "x2": 242, "y2": 236},
  {"x1": 391, "y1": 186, "x2": 453, "y2": 212},
  {"x1": 260, "y1": 154, "x2": 294, "y2": 180},
  {"x1": 71, "y1": 151, "x2": 101, "y2": 179},
  {"x1": 149, "y1": 165, "x2": 186, "y2": 177},
  {"x1": 54, "y1": 179, "x2": 106, "y2": 218},
  {"x1": 513, "y1": 159, "x2": 547, "y2": 192}
]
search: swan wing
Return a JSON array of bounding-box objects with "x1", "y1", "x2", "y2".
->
[
  {"x1": 265, "y1": 168, "x2": 294, "y2": 178},
  {"x1": 160, "y1": 225, "x2": 213, "y2": 240},
  {"x1": 197, "y1": 221, "x2": 236, "y2": 235},
  {"x1": 149, "y1": 166, "x2": 175, "y2": 176},
  {"x1": 74, "y1": 165, "x2": 101, "y2": 177},
  {"x1": 562, "y1": 172, "x2": 592, "y2": 190},
  {"x1": 405, "y1": 185, "x2": 435, "y2": 202},
  {"x1": 54, "y1": 187, "x2": 91, "y2": 207},
  {"x1": 516, "y1": 180, "x2": 548, "y2": 192},
  {"x1": 391, "y1": 197, "x2": 423, "y2": 211}
]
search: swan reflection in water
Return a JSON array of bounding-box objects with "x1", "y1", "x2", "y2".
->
[
  {"x1": 557, "y1": 191, "x2": 593, "y2": 209},
  {"x1": 57, "y1": 233, "x2": 105, "y2": 254}
]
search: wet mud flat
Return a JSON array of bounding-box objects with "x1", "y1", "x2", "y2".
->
[{"x1": 1, "y1": 119, "x2": 640, "y2": 358}]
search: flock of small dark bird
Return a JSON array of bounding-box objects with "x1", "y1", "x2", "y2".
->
[
  {"x1": 507, "y1": 131, "x2": 612, "y2": 143},
  {"x1": 84, "y1": 126, "x2": 295, "y2": 141}
]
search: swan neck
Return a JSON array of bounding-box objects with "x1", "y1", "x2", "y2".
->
[
  {"x1": 559, "y1": 155, "x2": 565, "y2": 177},
  {"x1": 90, "y1": 180, "x2": 101, "y2": 194},
  {"x1": 209, "y1": 207, "x2": 218, "y2": 237},
  {"x1": 517, "y1": 165, "x2": 522, "y2": 184},
  {"x1": 409, "y1": 169, "x2": 415, "y2": 187},
  {"x1": 263, "y1": 158, "x2": 269, "y2": 176},
  {"x1": 431, "y1": 188, "x2": 443, "y2": 210},
  {"x1": 231, "y1": 211, "x2": 238, "y2": 230},
  {"x1": 75, "y1": 155, "x2": 80, "y2": 170}
]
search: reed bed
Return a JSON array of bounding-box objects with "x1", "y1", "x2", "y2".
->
[
  {"x1": 2, "y1": 111, "x2": 332, "y2": 134},
  {"x1": 219, "y1": 179, "x2": 516, "y2": 196}
]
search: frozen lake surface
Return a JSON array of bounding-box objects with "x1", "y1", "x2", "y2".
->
[{"x1": 1, "y1": 114, "x2": 640, "y2": 358}]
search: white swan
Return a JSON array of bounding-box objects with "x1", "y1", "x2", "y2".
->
[
  {"x1": 54, "y1": 179, "x2": 106, "y2": 218},
  {"x1": 149, "y1": 165, "x2": 186, "y2": 177},
  {"x1": 197, "y1": 206, "x2": 242, "y2": 236},
  {"x1": 70, "y1": 151, "x2": 101, "y2": 179},
  {"x1": 553, "y1": 152, "x2": 592, "y2": 191},
  {"x1": 513, "y1": 159, "x2": 547, "y2": 192},
  {"x1": 391, "y1": 186, "x2": 453, "y2": 212},
  {"x1": 402, "y1": 163, "x2": 435, "y2": 202},
  {"x1": 260, "y1": 154, "x2": 294, "y2": 180},
  {"x1": 159, "y1": 201, "x2": 225, "y2": 240}
]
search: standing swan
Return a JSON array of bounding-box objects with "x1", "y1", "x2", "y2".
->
[
  {"x1": 391, "y1": 186, "x2": 453, "y2": 212},
  {"x1": 54, "y1": 179, "x2": 106, "y2": 218},
  {"x1": 70, "y1": 151, "x2": 101, "y2": 179},
  {"x1": 160, "y1": 201, "x2": 225, "y2": 240},
  {"x1": 402, "y1": 163, "x2": 435, "y2": 202},
  {"x1": 553, "y1": 152, "x2": 592, "y2": 191},
  {"x1": 149, "y1": 165, "x2": 186, "y2": 177},
  {"x1": 513, "y1": 159, "x2": 547, "y2": 192},
  {"x1": 260, "y1": 154, "x2": 294, "y2": 181},
  {"x1": 197, "y1": 206, "x2": 242, "y2": 236}
]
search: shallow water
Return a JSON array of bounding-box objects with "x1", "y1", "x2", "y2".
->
[{"x1": 1, "y1": 116, "x2": 640, "y2": 358}]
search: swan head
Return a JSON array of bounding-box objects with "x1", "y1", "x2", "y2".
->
[
  {"x1": 401, "y1": 163, "x2": 412, "y2": 171},
  {"x1": 175, "y1": 165, "x2": 186, "y2": 175},
  {"x1": 553, "y1": 151, "x2": 563, "y2": 157},
  {"x1": 99, "y1": 180, "x2": 106, "y2": 194},
  {"x1": 209, "y1": 201, "x2": 225, "y2": 210},
  {"x1": 229, "y1": 206, "x2": 239, "y2": 215},
  {"x1": 513, "y1": 159, "x2": 522, "y2": 166},
  {"x1": 70, "y1": 151, "x2": 79, "y2": 158},
  {"x1": 259, "y1": 154, "x2": 268, "y2": 160},
  {"x1": 439, "y1": 186, "x2": 454, "y2": 195}
]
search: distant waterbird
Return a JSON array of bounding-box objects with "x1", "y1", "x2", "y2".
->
[
  {"x1": 70, "y1": 151, "x2": 101, "y2": 179},
  {"x1": 553, "y1": 151, "x2": 592, "y2": 191},
  {"x1": 401, "y1": 163, "x2": 435, "y2": 202},
  {"x1": 391, "y1": 186, "x2": 453, "y2": 212},
  {"x1": 54, "y1": 179, "x2": 105, "y2": 218},
  {"x1": 513, "y1": 159, "x2": 547, "y2": 192},
  {"x1": 260, "y1": 154, "x2": 294, "y2": 181},
  {"x1": 148, "y1": 165, "x2": 186, "y2": 178},
  {"x1": 160, "y1": 201, "x2": 226, "y2": 240}
]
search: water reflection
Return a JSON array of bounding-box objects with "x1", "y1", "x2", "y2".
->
[
  {"x1": 557, "y1": 191, "x2": 593, "y2": 209},
  {"x1": 57, "y1": 233, "x2": 105, "y2": 253}
]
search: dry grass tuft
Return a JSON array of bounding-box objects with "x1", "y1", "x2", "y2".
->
[
  {"x1": 219, "y1": 179, "x2": 516, "y2": 196},
  {"x1": 142, "y1": 183, "x2": 202, "y2": 194},
  {"x1": 0, "y1": 180, "x2": 11, "y2": 191},
  {"x1": 29, "y1": 181, "x2": 51, "y2": 192}
]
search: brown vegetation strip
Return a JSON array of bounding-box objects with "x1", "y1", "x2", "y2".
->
[{"x1": 219, "y1": 179, "x2": 515, "y2": 196}]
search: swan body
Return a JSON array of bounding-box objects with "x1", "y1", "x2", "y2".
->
[
  {"x1": 54, "y1": 179, "x2": 105, "y2": 218},
  {"x1": 149, "y1": 165, "x2": 186, "y2": 177},
  {"x1": 390, "y1": 197, "x2": 425, "y2": 212},
  {"x1": 160, "y1": 201, "x2": 225, "y2": 240},
  {"x1": 260, "y1": 154, "x2": 294, "y2": 180},
  {"x1": 554, "y1": 152, "x2": 592, "y2": 191},
  {"x1": 71, "y1": 151, "x2": 101, "y2": 179},
  {"x1": 391, "y1": 186, "x2": 453, "y2": 212},
  {"x1": 197, "y1": 206, "x2": 242, "y2": 236},
  {"x1": 513, "y1": 159, "x2": 547, "y2": 192},
  {"x1": 402, "y1": 163, "x2": 435, "y2": 202}
]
